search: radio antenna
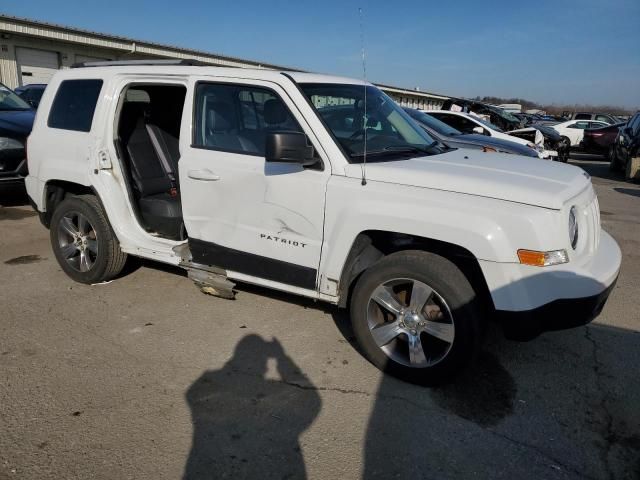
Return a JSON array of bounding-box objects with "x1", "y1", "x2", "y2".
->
[{"x1": 358, "y1": 7, "x2": 367, "y2": 186}]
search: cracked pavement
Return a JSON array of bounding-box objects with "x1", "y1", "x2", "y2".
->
[{"x1": 1, "y1": 158, "x2": 639, "y2": 479}]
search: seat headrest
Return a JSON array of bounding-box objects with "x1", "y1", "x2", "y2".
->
[
  {"x1": 264, "y1": 99, "x2": 288, "y2": 125},
  {"x1": 119, "y1": 101, "x2": 150, "y2": 138},
  {"x1": 121, "y1": 101, "x2": 150, "y2": 118},
  {"x1": 207, "y1": 101, "x2": 235, "y2": 132}
]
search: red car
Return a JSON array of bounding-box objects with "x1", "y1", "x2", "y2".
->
[{"x1": 580, "y1": 122, "x2": 624, "y2": 154}]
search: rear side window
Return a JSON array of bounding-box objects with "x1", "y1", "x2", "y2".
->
[{"x1": 48, "y1": 79, "x2": 103, "y2": 132}]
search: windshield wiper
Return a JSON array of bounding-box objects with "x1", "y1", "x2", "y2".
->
[{"x1": 349, "y1": 144, "x2": 436, "y2": 158}]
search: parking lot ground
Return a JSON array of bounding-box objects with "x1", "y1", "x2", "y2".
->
[{"x1": 1, "y1": 158, "x2": 639, "y2": 480}]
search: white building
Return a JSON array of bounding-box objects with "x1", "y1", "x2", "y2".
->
[{"x1": 0, "y1": 14, "x2": 447, "y2": 109}]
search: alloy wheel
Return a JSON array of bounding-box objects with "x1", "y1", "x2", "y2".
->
[
  {"x1": 366, "y1": 278, "x2": 455, "y2": 368},
  {"x1": 57, "y1": 212, "x2": 99, "y2": 272}
]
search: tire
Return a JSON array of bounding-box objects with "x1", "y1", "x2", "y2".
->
[
  {"x1": 349, "y1": 250, "x2": 483, "y2": 385},
  {"x1": 608, "y1": 146, "x2": 620, "y2": 172},
  {"x1": 50, "y1": 194, "x2": 127, "y2": 284}
]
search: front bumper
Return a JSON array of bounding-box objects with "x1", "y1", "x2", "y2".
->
[
  {"x1": 480, "y1": 230, "x2": 621, "y2": 340},
  {"x1": 495, "y1": 276, "x2": 617, "y2": 341}
]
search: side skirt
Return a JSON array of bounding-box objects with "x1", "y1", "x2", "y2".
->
[{"x1": 189, "y1": 238, "x2": 317, "y2": 290}]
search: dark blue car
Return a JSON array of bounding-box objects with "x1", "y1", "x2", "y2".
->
[{"x1": 0, "y1": 83, "x2": 35, "y2": 187}]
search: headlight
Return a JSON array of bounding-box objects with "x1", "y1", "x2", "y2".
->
[
  {"x1": 569, "y1": 206, "x2": 578, "y2": 250},
  {"x1": 0, "y1": 137, "x2": 23, "y2": 150}
]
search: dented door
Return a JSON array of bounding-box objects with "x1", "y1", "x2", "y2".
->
[{"x1": 179, "y1": 77, "x2": 329, "y2": 291}]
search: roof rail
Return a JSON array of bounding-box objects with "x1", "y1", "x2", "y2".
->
[{"x1": 70, "y1": 59, "x2": 207, "y2": 68}]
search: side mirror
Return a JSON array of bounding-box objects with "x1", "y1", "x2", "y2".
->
[
  {"x1": 265, "y1": 131, "x2": 316, "y2": 166},
  {"x1": 472, "y1": 126, "x2": 485, "y2": 135}
]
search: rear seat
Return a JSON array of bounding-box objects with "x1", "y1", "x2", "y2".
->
[{"x1": 119, "y1": 102, "x2": 184, "y2": 240}]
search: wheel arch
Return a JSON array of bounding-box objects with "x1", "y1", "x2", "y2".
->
[
  {"x1": 337, "y1": 230, "x2": 495, "y2": 316},
  {"x1": 40, "y1": 179, "x2": 102, "y2": 228}
]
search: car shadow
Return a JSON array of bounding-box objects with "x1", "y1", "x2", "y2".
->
[
  {"x1": 182, "y1": 334, "x2": 321, "y2": 480},
  {"x1": 614, "y1": 187, "x2": 640, "y2": 198},
  {"x1": 359, "y1": 271, "x2": 638, "y2": 479}
]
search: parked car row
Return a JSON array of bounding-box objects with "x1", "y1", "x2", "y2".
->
[
  {"x1": 434, "y1": 101, "x2": 570, "y2": 161},
  {"x1": 404, "y1": 108, "x2": 539, "y2": 158}
]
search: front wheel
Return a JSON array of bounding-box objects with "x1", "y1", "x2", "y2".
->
[
  {"x1": 350, "y1": 250, "x2": 482, "y2": 385},
  {"x1": 50, "y1": 195, "x2": 127, "y2": 284}
]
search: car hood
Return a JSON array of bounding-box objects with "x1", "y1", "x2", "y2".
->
[
  {"x1": 0, "y1": 109, "x2": 35, "y2": 137},
  {"x1": 344, "y1": 150, "x2": 589, "y2": 209},
  {"x1": 450, "y1": 134, "x2": 538, "y2": 157}
]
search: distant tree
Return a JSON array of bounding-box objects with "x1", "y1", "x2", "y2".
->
[{"x1": 463, "y1": 95, "x2": 637, "y2": 116}]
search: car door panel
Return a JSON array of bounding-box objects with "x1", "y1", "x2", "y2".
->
[{"x1": 179, "y1": 78, "x2": 330, "y2": 290}]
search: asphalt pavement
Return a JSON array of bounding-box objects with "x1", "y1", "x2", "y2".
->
[{"x1": 1, "y1": 158, "x2": 638, "y2": 480}]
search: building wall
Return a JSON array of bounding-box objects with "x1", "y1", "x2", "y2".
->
[
  {"x1": 0, "y1": 34, "x2": 161, "y2": 87},
  {"x1": 0, "y1": 16, "x2": 447, "y2": 109}
]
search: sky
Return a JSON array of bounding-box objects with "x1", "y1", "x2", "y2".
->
[{"x1": 3, "y1": 0, "x2": 639, "y2": 108}]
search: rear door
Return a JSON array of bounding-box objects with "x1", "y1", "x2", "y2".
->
[{"x1": 179, "y1": 77, "x2": 331, "y2": 293}]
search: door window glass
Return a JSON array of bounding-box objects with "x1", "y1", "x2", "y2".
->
[{"x1": 193, "y1": 83, "x2": 302, "y2": 156}]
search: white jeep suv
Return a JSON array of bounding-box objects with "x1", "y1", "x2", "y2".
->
[{"x1": 25, "y1": 60, "x2": 621, "y2": 383}]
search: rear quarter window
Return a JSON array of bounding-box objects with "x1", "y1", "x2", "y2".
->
[{"x1": 47, "y1": 79, "x2": 103, "y2": 132}]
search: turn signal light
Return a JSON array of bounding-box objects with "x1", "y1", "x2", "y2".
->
[{"x1": 517, "y1": 249, "x2": 568, "y2": 267}]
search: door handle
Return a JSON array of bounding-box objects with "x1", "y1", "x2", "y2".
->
[{"x1": 188, "y1": 169, "x2": 220, "y2": 181}]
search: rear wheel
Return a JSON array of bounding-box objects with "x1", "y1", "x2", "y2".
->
[
  {"x1": 50, "y1": 195, "x2": 127, "y2": 284},
  {"x1": 350, "y1": 250, "x2": 482, "y2": 385}
]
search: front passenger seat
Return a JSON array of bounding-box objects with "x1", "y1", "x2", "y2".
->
[{"x1": 205, "y1": 101, "x2": 257, "y2": 153}]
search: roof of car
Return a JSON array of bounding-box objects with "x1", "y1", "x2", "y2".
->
[{"x1": 52, "y1": 63, "x2": 369, "y2": 86}]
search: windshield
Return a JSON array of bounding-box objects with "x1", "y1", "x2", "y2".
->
[
  {"x1": 406, "y1": 109, "x2": 462, "y2": 136},
  {"x1": 472, "y1": 115, "x2": 504, "y2": 133},
  {"x1": 300, "y1": 83, "x2": 441, "y2": 162},
  {"x1": 0, "y1": 84, "x2": 31, "y2": 111}
]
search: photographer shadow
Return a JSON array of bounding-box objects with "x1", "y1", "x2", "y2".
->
[{"x1": 183, "y1": 334, "x2": 321, "y2": 480}]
